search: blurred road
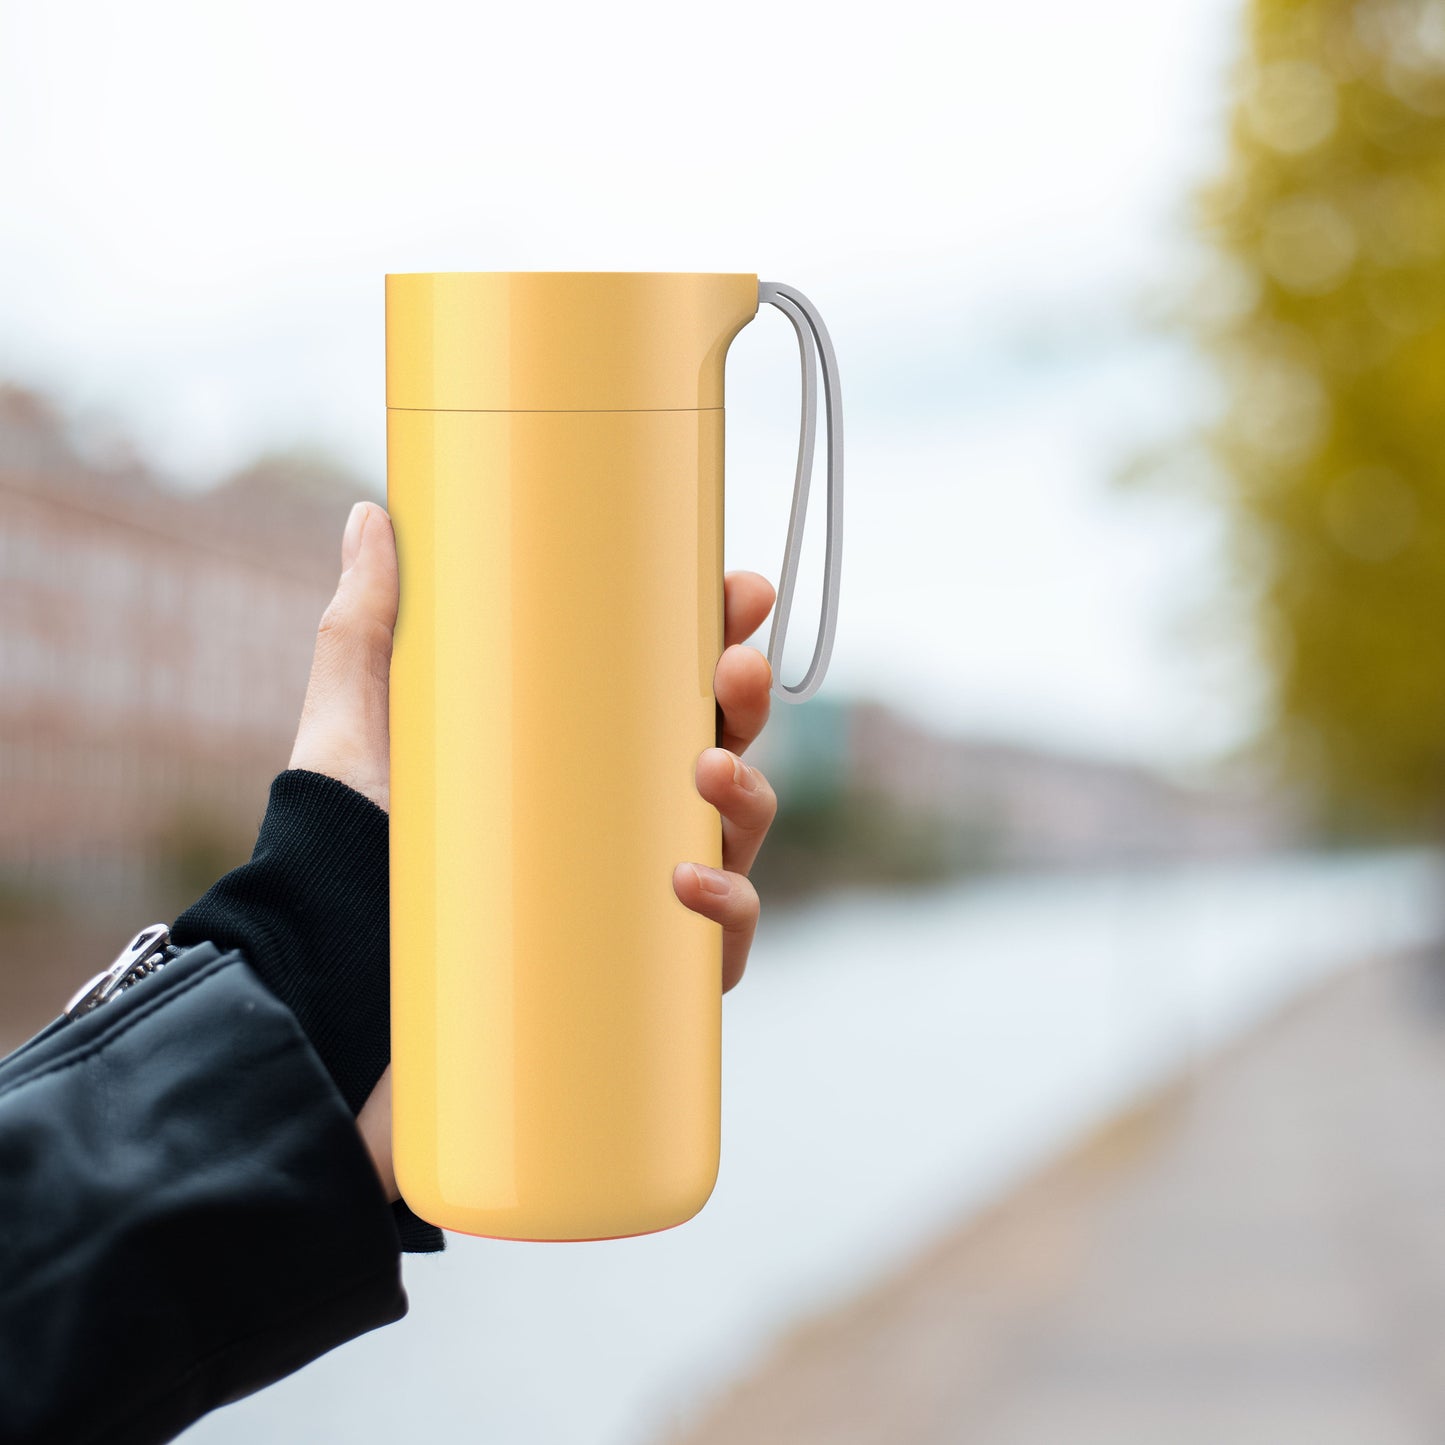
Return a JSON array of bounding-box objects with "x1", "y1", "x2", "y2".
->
[
  {"x1": 678, "y1": 951, "x2": 1445, "y2": 1445},
  {"x1": 80, "y1": 851, "x2": 1437, "y2": 1445}
]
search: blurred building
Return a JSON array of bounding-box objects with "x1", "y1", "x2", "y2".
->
[
  {"x1": 753, "y1": 697, "x2": 1302, "y2": 873},
  {"x1": 0, "y1": 385, "x2": 359, "y2": 917},
  {"x1": 0, "y1": 380, "x2": 1300, "y2": 929}
]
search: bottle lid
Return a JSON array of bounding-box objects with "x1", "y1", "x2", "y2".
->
[{"x1": 385, "y1": 272, "x2": 759, "y2": 412}]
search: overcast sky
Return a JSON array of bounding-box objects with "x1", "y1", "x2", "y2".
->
[{"x1": 0, "y1": 0, "x2": 1248, "y2": 766}]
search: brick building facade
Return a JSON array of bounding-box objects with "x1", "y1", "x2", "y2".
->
[{"x1": 0, "y1": 386, "x2": 361, "y2": 915}]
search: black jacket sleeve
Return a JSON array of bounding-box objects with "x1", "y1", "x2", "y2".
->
[{"x1": 0, "y1": 941, "x2": 408, "y2": 1445}]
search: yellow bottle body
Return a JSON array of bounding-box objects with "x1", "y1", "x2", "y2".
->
[{"x1": 386, "y1": 274, "x2": 758, "y2": 1240}]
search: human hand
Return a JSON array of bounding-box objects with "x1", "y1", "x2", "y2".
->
[{"x1": 290, "y1": 501, "x2": 781, "y2": 1201}]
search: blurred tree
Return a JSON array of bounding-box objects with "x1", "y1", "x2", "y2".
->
[{"x1": 1196, "y1": 0, "x2": 1445, "y2": 833}]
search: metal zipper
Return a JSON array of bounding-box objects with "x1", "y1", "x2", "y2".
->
[{"x1": 63, "y1": 924, "x2": 179, "y2": 1019}]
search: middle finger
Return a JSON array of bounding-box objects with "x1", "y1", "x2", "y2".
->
[{"x1": 715, "y1": 644, "x2": 772, "y2": 756}]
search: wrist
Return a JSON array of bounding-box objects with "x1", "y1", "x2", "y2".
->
[
  {"x1": 170, "y1": 769, "x2": 392, "y2": 1117},
  {"x1": 356, "y1": 1074, "x2": 399, "y2": 1204}
]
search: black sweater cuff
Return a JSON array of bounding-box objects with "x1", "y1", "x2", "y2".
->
[{"x1": 172, "y1": 769, "x2": 444, "y2": 1255}]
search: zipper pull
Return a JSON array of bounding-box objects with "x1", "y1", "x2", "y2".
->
[{"x1": 64, "y1": 924, "x2": 175, "y2": 1019}]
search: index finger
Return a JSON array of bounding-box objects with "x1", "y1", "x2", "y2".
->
[{"x1": 724, "y1": 571, "x2": 776, "y2": 650}]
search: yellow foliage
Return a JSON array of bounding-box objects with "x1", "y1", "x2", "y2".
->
[{"x1": 1200, "y1": 0, "x2": 1445, "y2": 830}]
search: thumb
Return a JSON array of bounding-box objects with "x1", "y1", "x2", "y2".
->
[{"x1": 288, "y1": 501, "x2": 398, "y2": 811}]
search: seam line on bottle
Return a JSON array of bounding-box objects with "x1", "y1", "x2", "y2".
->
[{"x1": 385, "y1": 406, "x2": 724, "y2": 415}]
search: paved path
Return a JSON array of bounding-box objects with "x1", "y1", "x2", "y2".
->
[{"x1": 677, "y1": 954, "x2": 1445, "y2": 1445}]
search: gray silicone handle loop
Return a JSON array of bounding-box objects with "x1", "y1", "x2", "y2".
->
[{"x1": 757, "y1": 281, "x2": 844, "y2": 704}]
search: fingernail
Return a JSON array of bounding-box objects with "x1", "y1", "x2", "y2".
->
[
  {"x1": 731, "y1": 754, "x2": 757, "y2": 792},
  {"x1": 341, "y1": 502, "x2": 367, "y2": 572},
  {"x1": 690, "y1": 863, "x2": 731, "y2": 897}
]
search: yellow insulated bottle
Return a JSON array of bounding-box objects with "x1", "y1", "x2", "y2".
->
[{"x1": 386, "y1": 272, "x2": 842, "y2": 1241}]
